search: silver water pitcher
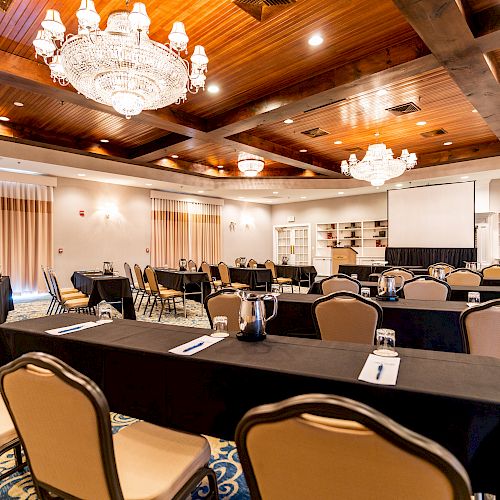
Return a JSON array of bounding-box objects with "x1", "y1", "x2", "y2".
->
[
  {"x1": 431, "y1": 266, "x2": 446, "y2": 280},
  {"x1": 377, "y1": 275, "x2": 403, "y2": 301},
  {"x1": 103, "y1": 261, "x2": 113, "y2": 275},
  {"x1": 237, "y1": 291, "x2": 278, "y2": 341}
]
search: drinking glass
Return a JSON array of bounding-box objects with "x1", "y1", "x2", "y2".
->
[
  {"x1": 467, "y1": 291, "x2": 480, "y2": 306},
  {"x1": 97, "y1": 302, "x2": 113, "y2": 321},
  {"x1": 351, "y1": 273, "x2": 358, "y2": 280},
  {"x1": 211, "y1": 316, "x2": 229, "y2": 338},
  {"x1": 374, "y1": 328, "x2": 397, "y2": 357},
  {"x1": 190, "y1": 266, "x2": 197, "y2": 272},
  {"x1": 360, "y1": 287, "x2": 371, "y2": 298}
]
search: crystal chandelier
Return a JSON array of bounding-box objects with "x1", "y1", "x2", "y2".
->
[
  {"x1": 238, "y1": 152, "x2": 265, "y2": 177},
  {"x1": 341, "y1": 143, "x2": 417, "y2": 186},
  {"x1": 33, "y1": 2, "x2": 208, "y2": 118}
]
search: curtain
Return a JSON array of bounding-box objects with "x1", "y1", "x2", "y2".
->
[
  {"x1": 385, "y1": 247, "x2": 477, "y2": 268},
  {"x1": 0, "y1": 181, "x2": 54, "y2": 294},
  {"x1": 151, "y1": 198, "x2": 221, "y2": 267}
]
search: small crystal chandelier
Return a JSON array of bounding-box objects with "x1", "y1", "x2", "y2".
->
[
  {"x1": 238, "y1": 152, "x2": 265, "y2": 177},
  {"x1": 341, "y1": 143, "x2": 417, "y2": 186},
  {"x1": 33, "y1": 2, "x2": 208, "y2": 118}
]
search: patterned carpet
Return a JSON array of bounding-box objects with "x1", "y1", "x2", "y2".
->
[{"x1": 1, "y1": 296, "x2": 251, "y2": 499}]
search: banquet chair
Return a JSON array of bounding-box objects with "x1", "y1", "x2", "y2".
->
[
  {"x1": 460, "y1": 298, "x2": 500, "y2": 359},
  {"x1": 134, "y1": 264, "x2": 153, "y2": 310},
  {"x1": 428, "y1": 262, "x2": 455, "y2": 276},
  {"x1": 187, "y1": 259, "x2": 197, "y2": 271},
  {"x1": 204, "y1": 289, "x2": 242, "y2": 331},
  {"x1": 312, "y1": 291, "x2": 382, "y2": 343},
  {"x1": 235, "y1": 393, "x2": 471, "y2": 500},
  {"x1": 144, "y1": 266, "x2": 184, "y2": 321},
  {"x1": 218, "y1": 262, "x2": 250, "y2": 290},
  {"x1": 445, "y1": 269, "x2": 482, "y2": 286},
  {"x1": 201, "y1": 261, "x2": 222, "y2": 291},
  {"x1": 0, "y1": 352, "x2": 218, "y2": 500},
  {"x1": 234, "y1": 257, "x2": 241, "y2": 267},
  {"x1": 380, "y1": 267, "x2": 414, "y2": 287},
  {"x1": 265, "y1": 260, "x2": 293, "y2": 293},
  {"x1": 41, "y1": 266, "x2": 83, "y2": 315},
  {"x1": 123, "y1": 262, "x2": 139, "y2": 301},
  {"x1": 48, "y1": 270, "x2": 91, "y2": 314},
  {"x1": 320, "y1": 274, "x2": 361, "y2": 294},
  {"x1": 248, "y1": 258, "x2": 258, "y2": 268},
  {"x1": 403, "y1": 276, "x2": 451, "y2": 301},
  {"x1": 482, "y1": 264, "x2": 500, "y2": 279}
]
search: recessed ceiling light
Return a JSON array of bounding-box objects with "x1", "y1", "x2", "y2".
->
[
  {"x1": 238, "y1": 196, "x2": 244, "y2": 199},
  {"x1": 416, "y1": 121, "x2": 427, "y2": 126},
  {"x1": 334, "y1": 140, "x2": 343, "y2": 145},
  {"x1": 207, "y1": 84, "x2": 220, "y2": 94},
  {"x1": 217, "y1": 165, "x2": 224, "y2": 169},
  {"x1": 374, "y1": 132, "x2": 380, "y2": 137},
  {"x1": 171, "y1": 154, "x2": 179, "y2": 159},
  {"x1": 472, "y1": 109, "x2": 478, "y2": 113},
  {"x1": 300, "y1": 196, "x2": 307, "y2": 199},
  {"x1": 376, "y1": 89, "x2": 388, "y2": 97},
  {"x1": 299, "y1": 149, "x2": 308, "y2": 153},
  {"x1": 77, "y1": 173, "x2": 86, "y2": 177},
  {"x1": 0, "y1": 116, "x2": 10, "y2": 122},
  {"x1": 396, "y1": 183, "x2": 403, "y2": 187},
  {"x1": 461, "y1": 176, "x2": 469, "y2": 180},
  {"x1": 273, "y1": 191, "x2": 279, "y2": 194},
  {"x1": 13, "y1": 102, "x2": 24, "y2": 107},
  {"x1": 337, "y1": 191, "x2": 344, "y2": 195},
  {"x1": 100, "y1": 139, "x2": 109, "y2": 143},
  {"x1": 197, "y1": 190, "x2": 204, "y2": 193},
  {"x1": 145, "y1": 183, "x2": 152, "y2": 186},
  {"x1": 443, "y1": 141, "x2": 453, "y2": 146},
  {"x1": 308, "y1": 34, "x2": 324, "y2": 46},
  {"x1": 284, "y1": 118, "x2": 294, "y2": 124}
]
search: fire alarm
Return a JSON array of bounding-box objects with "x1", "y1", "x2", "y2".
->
[
  {"x1": 58, "y1": 248, "x2": 63, "y2": 254},
  {"x1": 146, "y1": 248, "x2": 150, "y2": 253},
  {"x1": 79, "y1": 210, "x2": 85, "y2": 217}
]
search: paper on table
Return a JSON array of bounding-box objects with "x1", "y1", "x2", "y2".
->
[
  {"x1": 169, "y1": 335, "x2": 225, "y2": 356},
  {"x1": 358, "y1": 353, "x2": 401, "y2": 386},
  {"x1": 45, "y1": 322, "x2": 99, "y2": 336}
]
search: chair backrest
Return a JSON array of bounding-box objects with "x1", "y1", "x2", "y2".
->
[
  {"x1": 48, "y1": 270, "x2": 63, "y2": 303},
  {"x1": 41, "y1": 266, "x2": 54, "y2": 296},
  {"x1": 264, "y1": 260, "x2": 277, "y2": 279},
  {"x1": 482, "y1": 264, "x2": 500, "y2": 278},
  {"x1": 218, "y1": 262, "x2": 231, "y2": 285},
  {"x1": 320, "y1": 274, "x2": 360, "y2": 294},
  {"x1": 428, "y1": 263, "x2": 454, "y2": 276},
  {"x1": 312, "y1": 291, "x2": 382, "y2": 343},
  {"x1": 235, "y1": 393, "x2": 471, "y2": 500},
  {"x1": 187, "y1": 259, "x2": 197, "y2": 271},
  {"x1": 234, "y1": 257, "x2": 241, "y2": 267},
  {"x1": 248, "y1": 258, "x2": 257, "y2": 268},
  {"x1": 204, "y1": 289, "x2": 242, "y2": 331},
  {"x1": 445, "y1": 269, "x2": 482, "y2": 286},
  {"x1": 381, "y1": 267, "x2": 414, "y2": 287},
  {"x1": 144, "y1": 266, "x2": 160, "y2": 294},
  {"x1": 201, "y1": 261, "x2": 213, "y2": 281},
  {"x1": 134, "y1": 264, "x2": 147, "y2": 291},
  {"x1": 0, "y1": 352, "x2": 123, "y2": 500},
  {"x1": 123, "y1": 262, "x2": 135, "y2": 288},
  {"x1": 403, "y1": 276, "x2": 451, "y2": 301},
  {"x1": 460, "y1": 299, "x2": 500, "y2": 358}
]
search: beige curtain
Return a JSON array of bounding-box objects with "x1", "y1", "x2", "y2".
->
[
  {"x1": 0, "y1": 181, "x2": 54, "y2": 294},
  {"x1": 151, "y1": 197, "x2": 221, "y2": 267}
]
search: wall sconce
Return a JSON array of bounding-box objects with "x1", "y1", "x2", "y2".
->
[{"x1": 229, "y1": 221, "x2": 236, "y2": 232}]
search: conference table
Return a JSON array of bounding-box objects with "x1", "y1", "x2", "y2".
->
[
  {"x1": 154, "y1": 269, "x2": 211, "y2": 303},
  {"x1": 71, "y1": 271, "x2": 136, "y2": 320},
  {"x1": 0, "y1": 315, "x2": 499, "y2": 494},
  {"x1": 0, "y1": 276, "x2": 14, "y2": 323},
  {"x1": 208, "y1": 265, "x2": 272, "y2": 290},
  {"x1": 266, "y1": 294, "x2": 468, "y2": 353},
  {"x1": 338, "y1": 265, "x2": 425, "y2": 281},
  {"x1": 274, "y1": 264, "x2": 317, "y2": 287},
  {"x1": 308, "y1": 280, "x2": 500, "y2": 302}
]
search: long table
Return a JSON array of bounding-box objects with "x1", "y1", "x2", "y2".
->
[
  {"x1": 154, "y1": 269, "x2": 211, "y2": 303},
  {"x1": 338, "y1": 264, "x2": 425, "y2": 281},
  {"x1": 0, "y1": 315, "x2": 499, "y2": 494},
  {"x1": 208, "y1": 265, "x2": 272, "y2": 290},
  {"x1": 266, "y1": 294, "x2": 467, "y2": 353},
  {"x1": 0, "y1": 277, "x2": 14, "y2": 323}
]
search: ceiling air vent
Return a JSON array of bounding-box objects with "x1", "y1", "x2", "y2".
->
[
  {"x1": 385, "y1": 102, "x2": 421, "y2": 115},
  {"x1": 420, "y1": 128, "x2": 448, "y2": 138},
  {"x1": 0, "y1": 0, "x2": 14, "y2": 12},
  {"x1": 344, "y1": 146, "x2": 364, "y2": 153},
  {"x1": 301, "y1": 127, "x2": 330, "y2": 138},
  {"x1": 233, "y1": 0, "x2": 296, "y2": 22}
]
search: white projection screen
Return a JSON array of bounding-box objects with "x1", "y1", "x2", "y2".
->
[{"x1": 388, "y1": 182, "x2": 475, "y2": 248}]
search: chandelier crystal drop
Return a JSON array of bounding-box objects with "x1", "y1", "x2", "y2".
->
[
  {"x1": 340, "y1": 143, "x2": 417, "y2": 186},
  {"x1": 237, "y1": 152, "x2": 265, "y2": 177},
  {"x1": 33, "y1": 3, "x2": 208, "y2": 118}
]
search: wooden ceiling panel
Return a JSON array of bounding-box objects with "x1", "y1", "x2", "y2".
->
[
  {"x1": 466, "y1": 0, "x2": 500, "y2": 12},
  {"x1": 248, "y1": 68, "x2": 498, "y2": 166}
]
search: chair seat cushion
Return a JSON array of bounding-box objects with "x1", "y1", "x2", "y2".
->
[
  {"x1": 213, "y1": 280, "x2": 222, "y2": 287},
  {"x1": 61, "y1": 287, "x2": 80, "y2": 294},
  {"x1": 0, "y1": 399, "x2": 16, "y2": 445},
  {"x1": 231, "y1": 283, "x2": 250, "y2": 289},
  {"x1": 113, "y1": 421, "x2": 210, "y2": 500},
  {"x1": 62, "y1": 292, "x2": 87, "y2": 302},
  {"x1": 64, "y1": 297, "x2": 90, "y2": 308},
  {"x1": 276, "y1": 277, "x2": 293, "y2": 284},
  {"x1": 158, "y1": 289, "x2": 183, "y2": 298}
]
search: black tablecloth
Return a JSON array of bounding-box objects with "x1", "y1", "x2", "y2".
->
[
  {"x1": 155, "y1": 269, "x2": 211, "y2": 303},
  {"x1": 229, "y1": 267, "x2": 273, "y2": 290},
  {"x1": 0, "y1": 315, "x2": 499, "y2": 494},
  {"x1": 71, "y1": 272, "x2": 135, "y2": 320},
  {"x1": 0, "y1": 277, "x2": 14, "y2": 324},
  {"x1": 386, "y1": 247, "x2": 477, "y2": 268},
  {"x1": 267, "y1": 294, "x2": 467, "y2": 353},
  {"x1": 338, "y1": 264, "x2": 424, "y2": 281},
  {"x1": 483, "y1": 278, "x2": 500, "y2": 287},
  {"x1": 275, "y1": 265, "x2": 317, "y2": 286}
]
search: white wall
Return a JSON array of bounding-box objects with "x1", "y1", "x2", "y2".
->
[{"x1": 222, "y1": 200, "x2": 273, "y2": 264}]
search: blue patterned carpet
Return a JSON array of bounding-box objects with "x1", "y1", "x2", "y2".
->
[{"x1": 2, "y1": 297, "x2": 250, "y2": 499}]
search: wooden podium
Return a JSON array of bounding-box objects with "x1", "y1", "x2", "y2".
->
[{"x1": 331, "y1": 247, "x2": 358, "y2": 274}]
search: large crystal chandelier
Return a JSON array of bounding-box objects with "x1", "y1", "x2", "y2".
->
[
  {"x1": 33, "y1": 2, "x2": 208, "y2": 118},
  {"x1": 238, "y1": 152, "x2": 265, "y2": 177},
  {"x1": 341, "y1": 143, "x2": 417, "y2": 186}
]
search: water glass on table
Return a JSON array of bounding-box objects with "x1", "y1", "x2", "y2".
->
[
  {"x1": 467, "y1": 292, "x2": 480, "y2": 307},
  {"x1": 351, "y1": 274, "x2": 358, "y2": 280},
  {"x1": 211, "y1": 316, "x2": 229, "y2": 338},
  {"x1": 360, "y1": 287, "x2": 371, "y2": 298},
  {"x1": 373, "y1": 328, "x2": 398, "y2": 357},
  {"x1": 97, "y1": 302, "x2": 113, "y2": 321}
]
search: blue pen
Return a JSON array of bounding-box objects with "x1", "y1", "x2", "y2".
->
[
  {"x1": 58, "y1": 325, "x2": 86, "y2": 334},
  {"x1": 183, "y1": 342, "x2": 204, "y2": 353},
  {"x1": 376, "y1": 364, "x2": 383, "y2": 380}
]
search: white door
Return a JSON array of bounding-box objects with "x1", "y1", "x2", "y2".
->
[
  {"x1": 274, "y1": 224, "x2": 311, "y2": 265},
  {"x1": 475, "y1": 223, "x2": 490, "y2": 267}
]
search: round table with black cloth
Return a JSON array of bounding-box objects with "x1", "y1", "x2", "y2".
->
[
  {"x1": 0, "y1": 276, "x2": 14, "y2": 324},
  {"x1": 154, "y1": 269, "x2": 211, "y2": 302}
]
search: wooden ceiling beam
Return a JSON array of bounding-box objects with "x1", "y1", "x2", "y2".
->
[
  {"x1": 471, "y1": 5, "x2": 500, "y2": 39},
  {"x1": 128, "y1": 133, "x2": 191, "y2": 160},
  {"x1": 392, "y1": 0, "x2": 500, "y2": 139},
  {"x1": 417, "y1": 140, "x2": 500, "y2": 167}
]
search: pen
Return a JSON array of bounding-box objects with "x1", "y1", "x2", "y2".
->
[
  {"x1": 376, "y1": 364, "x2": 383, "y2": 380},
  {"x1": 183, "y1": 342, "x2": 204, "y2": 352},
  {"x1": 58, "y1": 325, "x2": 86, "y2": 334}
]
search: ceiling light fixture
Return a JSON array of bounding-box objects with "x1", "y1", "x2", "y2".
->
[
  {"x1": 299, "y1": 149, "x2": 308, "y2": 153},
  {"x1": 443, "y1": 141, "x2": 453, "y2": 146},
  {"x1": 100, "y1": 139, "x2": 109, "y2": 143},
  {"x1": 273, "y1": 191, "x2": 279, "y2": 194},
  {"x1": 334, "y1": 140, "x2": 343, "y2": 145},
  {"x1": 337, "y1": 191, "x2": 344, "y2": 195},
  {"x1": 33, "y1": 3, "x2": 208, "y2": 119},
  {"x1": 341, "y1": 143, "x2": 417, "y2": 186},
  {"x1": 461, "y1": 176, "x2": 469, "y2": 180},
  {"x1": 376, "y1": 89, "x2": 388, "y2": 97},
  {"x1": 217, "y1": 165, "x2": 224, "y2": 169},
  {"x1": 13, "y1": 102, "x2": 24, "y2": 107},
  {"x1": 472, "y1": 109, "x2": 478, "y2": 113},
  {"x1": 396, "y1": 183, "x2": 403, "y2": 187},
  {"x1": 207, "y1": 84, "x2": 219, "y2": 94},
  {"x1": 308, "y1": 34, "x2": 323, "y2": 46},
  {"x1": 300, "y1": 196, "x2": 307, "y2": 199},
  {"x1": 0, "y1": 116, "x2": 10, "y2": 122},
  {"x1": 171, "y1": 154, "x2": 179, "y2": 159},
  {"x1": 416, "y1": 121, "x2": 427, "y2": 126},
  {"x1": 197, "y1": 190, "x2": 204, "y2": 193},
  {"x1": 237, "y1": 152, "x2": 264, "y2": 177},
  {"x1": 283, "y1": 118, "x2": 294, "y2": 124},
  {"x1": 77, "y1": 173, "x2": 86, "y2": 176},
  {"x1": 145, "y1": 183, "x2": 152, "y2": 186}
]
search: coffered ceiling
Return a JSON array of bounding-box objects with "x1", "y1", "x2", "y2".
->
[{"x1": 0, "y1": 0, "x2": 498, "y2": 180}]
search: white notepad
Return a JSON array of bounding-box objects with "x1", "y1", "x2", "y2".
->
[
  {"x1": 45, "y1": 321, "x2": 99, "y2": 336},
  {"x1": 169, "y1": 335, "x2": 224, "y2": 356},
  {"x1": 358, "y1": 354, "x2": 401, "y2": 386}
]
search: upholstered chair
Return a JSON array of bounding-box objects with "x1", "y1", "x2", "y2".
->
[
  {"x1": 320, "y1": 274, "x2": 361, "y2": 295},
  {"x1": 144, "y1": 266, "x2": 183, "y2": 320},
  {"x1": 482, "y1": 264, "x2": 500, "y2": 279},
  {"x1": 248, "y1": 258, "x2": 258, "y2": 268},
  {"x1": 380, "y1": 267, "x2": 414, "y2": 287},
  {"x1": 445, "y1": 269, "x2": 482, "y2": 286},
  {"x1": 205, "y1": 289, "x2": 242, "y2": 332},
  {"x1": 265, "y1": 260, "x2": 293, "y2": 293},
  {"x1": 201, "y1": 261, "x2": 222, "y2": 291},
  {"x1": 403, "y1": 276, "x2": 451, "y2": 301},
  {"x1": 187, "y1": 259, "x2": 197, "y2": 271},
  {"x1": 218, "y1": 262, "x2": 250, "y2": 290}
]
